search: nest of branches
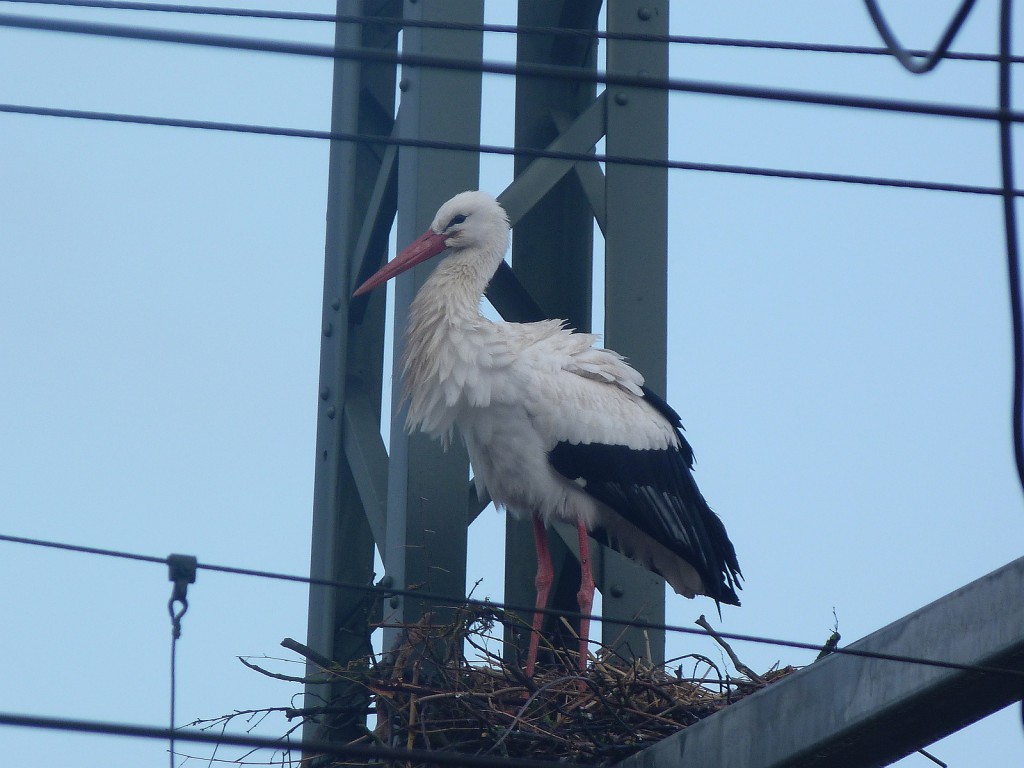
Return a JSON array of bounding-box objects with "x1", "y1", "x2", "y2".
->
[{"x1": 261, "y1": 606, "x2": 800, "y2": 767}]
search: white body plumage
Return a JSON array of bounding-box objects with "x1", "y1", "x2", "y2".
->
[{"x1": 356, "y1": 190, "x2": 741, "y2": 606}]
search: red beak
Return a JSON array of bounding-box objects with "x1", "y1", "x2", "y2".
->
[{"x1": 353, "y1": 229, "x2": 449, "y2": 296}]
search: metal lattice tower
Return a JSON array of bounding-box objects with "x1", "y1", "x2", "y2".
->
[{"x1": 304, "y1": 0, "x2": 669, "y2": 746}]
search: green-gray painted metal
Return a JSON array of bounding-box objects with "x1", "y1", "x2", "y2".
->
[
  {"x1": 498, "y1": 94, "x2": 607, "y2": 231},
  {"x1": 347, "y1": 135, "x2": 399, "y2": 320},
  {"x1": 381, "y1": 0, "x2": 484, "y2": 651},
  {"x1": 313, "y1": 0, "x2": 673, "y2": 712},
  {"x1": 305, "y1": 0, "x2": 399, "y2": 747},
  {"x1": 309, "y1": 6, "x2": 1022, "y2": 763},
  {"x1": 551, "y1": 108, "x2": 608, "y2": 234},
  {"x1": 341, "y1": 384, "x2": 388, "y2": 546},
  {"x1": 601, "y1": 0, "x2": 670, "y2": 665},
  {"x1": 504, "y1": 0, "x2": 604, "y2": 667},
  {"x1": 616, "y1": 556, "x2": 1024, "y2": 768},
  {"x1": 496, "y1": 0, "x2": 672, "y2": 668}
]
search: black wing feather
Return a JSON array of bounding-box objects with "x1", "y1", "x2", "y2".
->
[
  {"x1": 548, "y1": 438, "x2": 741, "y2": 606},
  {"x1": 641, "y1": 386, "x2": 695, "y2": 468}
]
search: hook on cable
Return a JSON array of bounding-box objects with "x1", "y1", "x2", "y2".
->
[{"x1": 167, "y1": 554, "x2": 198, "y2": 639}]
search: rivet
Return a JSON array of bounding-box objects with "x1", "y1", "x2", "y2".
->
[
  {"x1": 330, "y1": 296, "x2": 340, "y2": 310},
  {"x1": 379, "y1": 575, "x2": 394, "y2": 588},
  {"x1": 326, "y1": 405, "x2": 336, "y2": 419},
  {"x1": 320, "y1": 386, "x2": 330, "y2": 400},
  {"x1": 323, "y1": 322, "x2": 333, "y2": 337},
  {"x1": 615, "y1": 92, "x2": 629, "y2": 106},
  {"x1": 399, "y1": 77, "x2": 411, "y2": 91},
  {"x1": 610, "y1": 584, "x2": 625, "y2": 598},
  {"x1": 389, "y1": 596, "x2": 401, "y2": 608},
  {"x1": 637, "y1": 7, "x2": 652, "y2": 21}
]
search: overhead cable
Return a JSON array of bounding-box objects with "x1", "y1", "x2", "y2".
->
[
  {"x1": 4, "y1": 0, "x2": 1024, "y2": 65},
  {"x1": 0, "y1": 102, "x2": 1020, "y2": 198},
  {"x1": 863, "y1": 0, "x2": 979, "y2": 74},
  {"x1": 2, "y1": 531, "x2": 1022, "y2": 681},
  {"x1": 0, "y1": 711, "x2": 561, "y2": 768},
  {"x1": 1, "y1": 11, "x2": 1023, "y2": 124},
  {"x1": 997, "y1": 0, "x2": 1024, "y2": 498}
]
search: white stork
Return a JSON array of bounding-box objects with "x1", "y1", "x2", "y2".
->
[{"x1": 354, "y1": 190, "x2": 741, "y2": 676}]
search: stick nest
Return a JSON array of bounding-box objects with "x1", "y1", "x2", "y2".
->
[{"x1": 282, "y1": 606, "x2": 797, "y2": 766}]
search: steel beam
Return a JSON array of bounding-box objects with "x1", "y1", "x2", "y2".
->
[
  {"x1": 341, "y1": 384, "x2": 388, "y2": 546},
  {"x1": 504, "y1": 0, "x2": 604, "y2": 669},
  {"x1": 498, "y1": 94, "x2": 606, "y2": 229},
  {"x1": 482, "y1": 98, "x2": 607, "y2": 329},
  {"x1": 347, "y1": 135, "x2": 398, "y2": 322},
  {"x1": 305, "y1": 0, "x2": 400, "y2": 747},
  {"x1": 601, "y1": 0, "x2": 670, "y2": 665},
  {"x1": 616, "y1": 556, "x2": 1024, "y2": 768},
  {"x1": 381, "y1": 0, "x2": 484, "y2": 650},
  {"x1": 500, "y1": 0, "x2": 671, "y2": 669},
  {"x1": 551, "y1": 109, "x2": 608, "y2": 234}
]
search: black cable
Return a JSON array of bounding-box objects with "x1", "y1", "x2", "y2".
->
[
  {"x1": 2, "y1": 531, "x2": 1022, "y2": 680},
  {"x1": 864, "y1": 0, "x2": 979, "y2": 74},
  {"x1": 999, "y1": 0, "x2": 1024, "y2": 499},
  {"x1": 862, "y1": 0, "x2": 1024, "y2": 504},
  {"x1": 0, "y1": 532, "x2": 167, "y2": 566},
  {"x1": 0, "y1": 1, "x2": 1020, "y2": 686},
  {"x1": 2, "y1": 0, "x2": 341, "y2": 22},
  {"x1": 169, "y1": 632, "x2": 178, "y2": 768},
  {"x1": 0, "y1": 711, "x2": 563, "y2": 768},
  {"x1": 6, "y1": 0, "x2": 1024, "y2": 66},
  {"x1": 1, "y1": 102, "x2": 1021, "y2": 199},
  {"x1": 648, "y1": 36, "x2": 1024, "y2": 66},
  {"x1": 4, "y1": 10, "x2": 1024, "y2": 123}
]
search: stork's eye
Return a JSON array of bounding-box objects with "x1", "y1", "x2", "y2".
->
[{"x1": 445, "y1": 214, "x2": 467, "y2": 231}]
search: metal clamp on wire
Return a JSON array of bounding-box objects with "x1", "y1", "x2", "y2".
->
[{"x1": 167, "y1": 554, "x2": 198, "y2": 639}]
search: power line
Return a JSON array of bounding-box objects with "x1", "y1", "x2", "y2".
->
[
  {"x1": 863, "y1": 0, "x2": 978, "y2": 74},
  {"x1": 2, "y1": 531, "x2": 1022, "y2": 681},
  {"x1": 5, "y1": 0, "x2": 1024, "y2": 66},
  {"x1": 2, "y1": 0, "x2": 1022, "y2": 709},
  {"x1": 997, "y1": 0, "x2": 1024, "y2": 500},
  {"x1": 857, "y1": 0, "x2": 1024, "y2": 512},
  {"x1": 0, "y1": 531, "x2": 166, "y2": 566},
  {"x1": 1, "y1": 102, "x2": 1019, "y2": 199},
  {"x1": 3, "y1": 9, "x2": 1019, "y2": 761},
  {"x1": 2, "y1": 11, "x2": 1024, "y2": 124},
  {"x1": 0, "y1": 710, "x2": 563, "y2": 768},
  {"x1": 166, "y1": 556, "x2": 196, "y2": 768},
  {"x1": 3, "y1": 0, "x2": 341, "y2": 22},
  {"x1": 0, "y1": 0, "x2": 1012, "y2": 64}
]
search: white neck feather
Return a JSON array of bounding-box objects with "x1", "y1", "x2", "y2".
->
[{"x1": 399, "y1": 237, "x2": 508, "y2": 442}]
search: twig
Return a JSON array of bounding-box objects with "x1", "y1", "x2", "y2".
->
[
  {"x1": 228, "y1": 604, "x2": 797, "y2": 765},
  {"x1": 237, "y1": 656, "x2": 332, "y2": 685},
  {"x1": 695, "y1": 615, "x2": 766, "y2": 685},
  {"x1": 486, "y1": 675, "x2": 583, "y2": 754},
  {"x1": 280, "y1": 637, "x2": 335, "y2": 670}
]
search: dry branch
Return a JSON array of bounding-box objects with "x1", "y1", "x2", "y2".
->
[
  {"x1": 237, "y1": 656, "x2": 333, "y2": 685},
  {"x1": 261, "y1": 606, "x2": 797, "y2": 766},
  {"x1": 695, "y1": 614, "x2": 766, "y2": 685},
  {"x1": 281, "y1": 636, "x2": 336, "y2": 670}
]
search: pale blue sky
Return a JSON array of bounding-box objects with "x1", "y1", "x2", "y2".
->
[{"x1": 1, "y1": 1, "x2": 1022, "y2": 766}]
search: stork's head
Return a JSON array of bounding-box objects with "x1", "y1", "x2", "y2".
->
[
  {"x1": 353, "y1": 190, "x2": 510, "y2": 296},
  {"x1": 429, "y1": 190, "x2": 510, "y2": 253}
]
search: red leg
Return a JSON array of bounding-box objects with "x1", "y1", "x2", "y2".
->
[
  {"x1": 525, "y1": 515, "x2": 554, "y2": 677},
  {"x1": 576, "y1": 521, "x2": 595, "y2": 676}
]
